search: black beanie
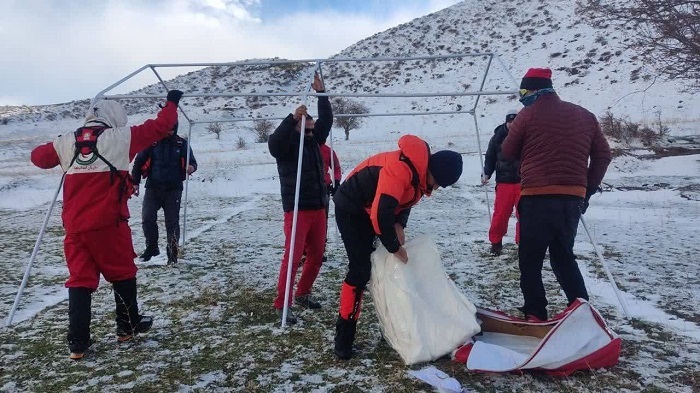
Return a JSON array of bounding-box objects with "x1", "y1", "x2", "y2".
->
[
  {"x1": 520, "y1": 68, "x2": 553, "y2": 90},
  {"x1": 428, "y1": 150, "x2": 463, "y2": 187}
]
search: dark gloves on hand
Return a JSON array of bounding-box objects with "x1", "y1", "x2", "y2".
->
[
  {"x1": 328, "y1": 184, "x2": 336, "y2": 196},
  {"x1": 581, "y1": 185, "x2": 603, "y2": 214},
  {"x1": 167, "y1": 90, "x2": 184, "y2": 105}
]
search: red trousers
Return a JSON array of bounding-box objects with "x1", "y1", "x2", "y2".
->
[
  {"x1": 274, "y1": 209, "x2": 327, "y2": 309},
  {"x1": 489, "y1": 183, "x2": 521, "y2": 244},
  {"x1": 64, "y1": 221, "x2": 138, "y2": 290}
]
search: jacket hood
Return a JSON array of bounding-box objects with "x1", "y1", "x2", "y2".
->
[
  {"x1": 397, "y1": 134, "x2": 430, "y2": 190},
  {"x1": 84, "y1": 99, "x2": 128, "y2": 128}
]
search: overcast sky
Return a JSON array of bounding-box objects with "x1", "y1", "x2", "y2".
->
[{"x1": 0, "y1": 0, "x2": 461, "y2": 106}]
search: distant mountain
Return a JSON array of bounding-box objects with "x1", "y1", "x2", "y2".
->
[{"x1": 1, "y1": 0, "x2": 697, "y2": 135}]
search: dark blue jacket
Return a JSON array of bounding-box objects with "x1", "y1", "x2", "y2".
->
[
  {"x1": 132, "y1": 135, "x2": 197, "y2": 191},
  {"x1": 484, "y1": 123, "x2": 521, "y2": 184},
  {"x1": 268, "y1": 96, "x2": 333, "y2": 212}
]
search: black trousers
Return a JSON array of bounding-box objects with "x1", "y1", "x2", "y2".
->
[
  {"x1": 142, "y1": 186, "x2": 182, "y2": 251},
  {"x1": 518, "y1": 195, "x2": 588, "y2": 320},
  {"x1": 335, "y1": 206, "x2": 376, "y2": 289}
]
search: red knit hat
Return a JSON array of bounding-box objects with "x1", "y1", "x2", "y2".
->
[{"x1": 520, "y1": 68, "x2": 553, "y2": 90}]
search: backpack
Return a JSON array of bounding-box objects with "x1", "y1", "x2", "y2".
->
[{"x1": 71, "y1": 125, "x2": 135, "y2": 201}]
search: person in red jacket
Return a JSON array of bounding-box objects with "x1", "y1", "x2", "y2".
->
[
  {"x1": 482, "y1": 109, "x2": 521, "y2": 256},
  {"x1": 319, "y1": 138, "x2": 342, "y2": 195},
  {"x1": 331, "y1": 135, "x2": 463, "y2": 360},
  {"x1": 30, "y1": 90, "x2": 183, "y2": 360},
  {"x1": 502, "y1": 68, "x2": 611, "y2": 321},
  {"x1": 317, "y1": 136, "x2": 341, "y2": 261}
]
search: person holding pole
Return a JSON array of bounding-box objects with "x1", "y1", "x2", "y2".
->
[
  {"x1": 332, "y1": 135, "x2": 463, "y2": 360},
  {"x1": 131, "y1": 122, "x2": 197, "y2": 264},
  {"x1": 502, "y1": 68, "x2": 611, "y2": 321},
  {"x1": 268, "y1": 72, "x2": 332, "y2": 325},
  {"x1": 481, "y1": 109, "x2": 521, "y2": 256},
  {"x1": 30, "y1": 90, "x2": 183, "y2": 360}
]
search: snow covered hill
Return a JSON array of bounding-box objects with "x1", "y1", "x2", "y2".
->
[{"x1": 1, "y1": 0, "x2": 698, "y2": 138}]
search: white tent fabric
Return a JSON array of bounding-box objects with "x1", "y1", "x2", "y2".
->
[
  {"x1": 453, "y1": 299, "x2": 621, "y2": 375},
  {"x1": 369, "y1": 235, "x2": 481, "y2": 365}
]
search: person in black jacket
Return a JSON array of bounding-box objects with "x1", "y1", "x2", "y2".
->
[
  {"x1": 268, "y1": 72, "x2": 332, "y2": 325},
  {"x1": 132, "y1": 123, "x2": 197, "y2": 264},
  {"x1": 481, "y1": 110, "x2": 521, "y2": 256}
]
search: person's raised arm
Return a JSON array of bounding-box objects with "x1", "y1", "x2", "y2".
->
[
  {"x1": 312, "y1": 73, "x2": 332, "y2": 144},
  {"x1": 128, "y1": 90, "x2": 182, "y2": 159}
]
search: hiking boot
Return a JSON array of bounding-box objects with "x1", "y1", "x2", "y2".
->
[
  {"x1": 277, "y1": 308, "x2": 297, "y2": 325},
  {"x1": 116, "y1": 315, "x2": 154, "y2": 342},
  {"x1": 489, "y1": 242, "x2": 503, "y2": 256},
  {"x1": 166, "y1": 244, "x2": 178, "y2": 264},
  {"x1": 68, "y1": 338, "x2": 94, "y2": 360},
  {"x1": 334, "y1": 317, "x2": 357, "y2": 360},
  {"x1": 295, "y1": 294, "x2": 322, "y2": 309},
  {"x1": 140, "y1": 248, "x2": 160, "y2": 262}
]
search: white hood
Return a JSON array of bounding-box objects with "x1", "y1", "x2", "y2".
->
[{"x1": 84, "y1": 99, "x2": 128, "y2": 128}]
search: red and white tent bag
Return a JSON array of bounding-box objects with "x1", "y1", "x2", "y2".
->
[
  {"x1": 453, "y1": 299, "x2": 621, "y2": 375},
  {"x1": 369, "y1": 236, "x2": 481, "y2": 365}
]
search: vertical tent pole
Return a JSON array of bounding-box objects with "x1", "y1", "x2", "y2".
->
[
  {"x1": 182, "y1": 120, "x2": 194, "y2": 249},
  {"x1": 6, "y1": 175, "x2": 64, "y2": 326},
  {"x1": 281, "y1": 65, "x2": 321, "y2": 328},
  {"x1": 471, "y1": 54, "x2": 496, "y2": 221},
  {"x1": 580, "y1": 216, "x2": 630, "y2": 317}
]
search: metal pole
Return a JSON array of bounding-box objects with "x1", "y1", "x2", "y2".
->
[
  {"x1": 145, "y1": 52, "x2": 495, "y2": 69},
  {"x1": 580, "y1": 215, "x2": 630, "y2": 317},
  {"x1": 6, "y1": 176, "x2": 64, "y2": 326},
  {"x1": 103, "y1": 90, "x2": 516, "y2": 100},
  {"x1": 473, "y1": 115, "x2": 491, "y2": 220},
  {"x1": 471, "y1": 54, "x2": 495, "y2": 221},
  {"x1": 182, "y1": 121, "x2": 193, "y2": 250}
]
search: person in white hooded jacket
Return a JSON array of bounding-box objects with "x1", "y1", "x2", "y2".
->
[{"x1": 30, "y1": 90, "x2": 183, "y2": 360}]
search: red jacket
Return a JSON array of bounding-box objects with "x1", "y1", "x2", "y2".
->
[
  {"x1": 320, "y1": 143, "x2": 342, "y2": 187},
  {"x1": 333, "y1": 135, "x2": 431, "y2": 252},
  {"x1": 502, "y1": 93, "x2": 611, "y2": 196},
  {"x1": 31, "y1": 101, "x2": 178, "y2": 233}
]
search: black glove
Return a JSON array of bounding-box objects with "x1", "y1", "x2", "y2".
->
[
  {"x1": 581, "y1": 185, "x2": 602, "y2": 215},
  {"x1": 327, "y1": 184, "x2": 336, "y2": 196},
  {"x1": 167, "y1": 90, "x2": 184, "y2": 105}
]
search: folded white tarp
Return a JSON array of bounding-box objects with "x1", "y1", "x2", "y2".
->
[{"x1": 369, "y1": 235, "x2": 481, "y2": 365}]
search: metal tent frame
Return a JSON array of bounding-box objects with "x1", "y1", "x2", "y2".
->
[{"x1": 7, "y1": 53, "x2": 519, "y2": 327}]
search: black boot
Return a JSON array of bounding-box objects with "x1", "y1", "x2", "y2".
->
[
  {"x1": 67, "y1": 287, "x2": 93, "y2": 360},
  {"x1": 334, "y1": 316, "x2": 357, "y2": 360},
  {"x1": 113, "y1": 278, "x2": 153, "y2": 342},
  {"x1": 140, "y1": 247, "x2": 160, "y2": 262}
]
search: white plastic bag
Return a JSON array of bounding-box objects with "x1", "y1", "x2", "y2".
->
[{"x1": 369, "y1": 235, "x2": 480, "y2": 364}]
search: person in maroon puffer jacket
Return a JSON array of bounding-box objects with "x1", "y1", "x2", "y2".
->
[{"x1": 502, "y1": 68, "x2": 611, "y2": 321}]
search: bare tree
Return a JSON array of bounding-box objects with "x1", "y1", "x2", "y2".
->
[
  {"x1": 252, "y1": 119, "x2": 274, "y2": 143},
  {"x1": 332, "y1": 97, "x2": 370, "y2": 140},
  {"x1": 577, "y1": 0, "x2": 700, "y2": 88},
  {"x1": 207, "y1": 122, "x2": 222, "y2": 139}
]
